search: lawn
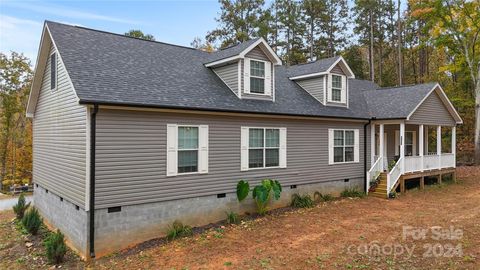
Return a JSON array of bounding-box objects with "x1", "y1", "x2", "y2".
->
[{"x1": 1, "y1": 166, "x2": 479, "y2": 269}]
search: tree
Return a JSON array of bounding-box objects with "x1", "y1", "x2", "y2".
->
[
  {"x1": 124, "y1": 30, "x2": 155, "y2": 41},
  {"x1": 276, "y1": 0, "x2": 306, "y2": 65},
  {"x1": 0, "y1": 52, "x2": 33, "y2": 190},
  {"x1": 319, "y1": 0, "x2": 349, "y2": 58},
  {"x1": 412, "y1": 0, "x2": 479, "y2": 163},
  {"x1": 190, "y1": 37, "x2": 215, "y2": 52},
  {"x1": 301, "y1": 0, "x2": 325, "y2": 60},
  {"x1": 206, "y1": 0, "x2": 268, "y2": 48}
]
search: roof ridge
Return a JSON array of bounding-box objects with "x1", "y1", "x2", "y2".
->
[
  {"x1": 288, "y1": 55, "x2": 339, "y2": 68},
  {"x1": 217, "y1": 37, "x2": 260, "y2": 51},
  {"x1": 45, "y1": 20, "x2": 205, "y2": 52}
]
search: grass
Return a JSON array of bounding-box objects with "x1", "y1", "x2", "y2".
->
[
  {"x1": 340, "y1": 188, "x2": 365, "y2": 198},
  {"x1": 166, "y1": 221, "x2": 193, "y2": 241},
  {"x1": 290, "y1": 193, "x2": 314, "y2": 208}
]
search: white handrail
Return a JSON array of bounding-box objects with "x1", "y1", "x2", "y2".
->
[
  {"x1": 367, "y1": 157, "x2": 383, "y2": 193},
  {"x1": 387, "y1": 157, "x2": 403, "y2": 194}
]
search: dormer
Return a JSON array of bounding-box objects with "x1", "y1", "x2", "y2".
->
[
  {"x1": 288, "y1": 56, "x2": 355, "y2": 107},
  {"x1": 204, "y1": 38, "x2": 282, "y2": 101}
]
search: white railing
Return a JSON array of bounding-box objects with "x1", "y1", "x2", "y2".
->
[
  {"x1": 424, "y1": 155, "x2": 439, "y2": 170},
  {"x1": 367, "y1": 157, "x2": 383, "y2": 193},
  {"x1": 404, "y1": 156, "x2": 422, "y2": 173},
  {"x1": 441, "y1": 153, "x2": 455, "y2": 168},
  {"x1": 387, "y1": 157, "x2": 403, "y2": 195}
]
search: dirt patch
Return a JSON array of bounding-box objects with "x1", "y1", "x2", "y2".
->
[
  {"x1": 0, "y1": 211, "x2": 84, "y2": 270},
  {"x1": 92, "y1": 166, "x2": 480, "y2": 270}
]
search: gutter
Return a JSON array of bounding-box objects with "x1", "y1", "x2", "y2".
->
[
  {"x1": 363, "y1": 119, "x2": 371, "y2": 193},
  {"x1": 89, "y1": 104, "x2": 98, "y2": 258}
]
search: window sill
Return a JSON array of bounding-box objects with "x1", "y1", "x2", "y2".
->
[
  {"x1": 167, "y1": 171, "x2": 208, "y2": 177},
  {"x1": 329, "y1": 161, "x2": 359, "y2": 165},
  {"x1": 242, "y1": 166, "x2": 286, "y2": 171},
  {"x1": 246, "y1": 92, "x2": 270, "y2": 96}
]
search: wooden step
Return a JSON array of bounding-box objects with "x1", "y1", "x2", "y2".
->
[{"x1": 370, "y1": 192, "x2": 387, "y2": 198}]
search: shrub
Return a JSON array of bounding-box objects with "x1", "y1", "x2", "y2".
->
[
  {"x1": 44, "y1": 230, "x2": 67, "y2": 264},
  {"x1": 22, "y1": 207, "x2": 42, "y2": 235},
  {"x1": 290, "y1": 194, "x2": 314, "y2": 208},
  {"x1": 237, "y1": 179, "x2": 282, "y2": 215},
  {"x1": 314, "y1": 192, "x2": 334, "y2": 202},
  {"x1": 226, "y1": 211, "x2": 239, "y2": 224},
  {"x1": 340, "y1": 188, "x2": 365, "y2": 198},
  {"x1": 166, "y1": 221, "x2": 192, "y2": 241},
  {"x1": 13, "y1": 194, "x2": 31, "y2": 219}
]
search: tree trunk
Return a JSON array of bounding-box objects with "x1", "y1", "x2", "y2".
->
[
  {"x1": 369, "y1": 10, "x2": 375, "y2": 82},
  {"x1": 475, "y1": 66, "x2": 480, "y2": 164},
  {"x1": 397, "y1": 0, "x2": 403, "y2": 86}
]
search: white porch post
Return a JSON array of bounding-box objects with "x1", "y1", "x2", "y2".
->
[
  {"x1": 419, "y1": 124, "x2": 424, "y2": 171},
  {"x1": 379, "y1": 124, "x2": 385, "y2": 170},
  {"x1": 437, "y1": 125, "x2": 442, "y2": 169},
  {"x1": 400, "y1": 122, "x2": 405, "y2": 173},
  {"x1": 452, "y1": 126, "x2": 456, "y2": 168},
  {"x1": 371, "y1": 123, "x2": 376, "y2": 166}
]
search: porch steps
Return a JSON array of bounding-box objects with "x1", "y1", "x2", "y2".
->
[{"x1": 369, "y1": 172, "x2": 388, "y2": 198}]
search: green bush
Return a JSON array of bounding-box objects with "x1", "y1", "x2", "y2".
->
[
  {"x1": 290, "y1": 194, "x2": 314, "y2": 208},
  {"x1": 314, "y1": 192, "x2": 334, "y2": 202},
  {"x1": 226, "y1": 211, "x2": 239, "y2": 224},
  {"x1": 237, "y1": 179, "x2": 282, "y2": 215},
  {"x1": 22, "y1": 207, "x2": 42, "y2": 235},
  {"x1": 340, "y1": 188, "x2": 365, "y2": 198},
  {"x1": 44, "y1": 230, "x2": 67, "y2": 264},
  {"x1": 166, "y1": 221, "x2": 192, "y2": 241},
  {"x1": 13, "y1": 194, "x2": 31, "y2": 219}
]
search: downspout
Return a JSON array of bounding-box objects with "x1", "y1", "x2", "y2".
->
[
  {"x1": 363, "y1": 119, "x2": 372, "y2": 193},
  {"x1": 89, "y1": 104, "x2": 98, "y2": 258}
]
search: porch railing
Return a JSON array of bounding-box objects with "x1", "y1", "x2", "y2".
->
[
  {"x1": 387, "y1": 157, "x2": 403, "y2": 195},
  {"x1": 367, "y1": 156, "x2": 383, "y2": 193}
]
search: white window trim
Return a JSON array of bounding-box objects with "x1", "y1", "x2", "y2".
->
[
  {"x1": 328, "y1": 128, "x2": 360, "y2": 165},
  {"x1": 241, "y1": 126, "x2": 286, "y2": 171},
  {"x1": 327, "y1": 74, "x2": 346, "y2": 104},
  {"x1": 167, "y1": 124, "x2": 208, "y2": 177},
  {"x1": 50, "y1": 51, "x2": 58, "y2": 92},
  {"x1": 244, "y1": 58, "x2": 271, "y2": 96}
]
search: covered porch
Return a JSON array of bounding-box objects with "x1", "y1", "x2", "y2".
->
[{"x1": 367, "y1": 120, "x2": 457, "y2": 197}]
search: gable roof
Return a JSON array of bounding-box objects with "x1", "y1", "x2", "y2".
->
[
  {"x1": 363, "y1": 83, "x2": 462, "y2": 123},
  {"x1": 27, "y1": 21, "x2": 462, "y2": 124},
  {"x1": 287, "y1": 56, "x2": 355, "y2": 79},
  {"x1": 204, "y1": 37, "x2": 282, "y2": 67}
]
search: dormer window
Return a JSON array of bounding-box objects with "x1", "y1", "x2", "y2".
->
[
  {"x1": 328, "y1": 74, "x2": 346, "y2": 103},
  {"x1": 250, "y1": 60, "x2": 265, "y2": 94}
]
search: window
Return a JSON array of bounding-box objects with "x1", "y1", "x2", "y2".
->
[
  {"x1": 250, "y1": 60, "x2": 265, "y2": 94},
  {"x1": 241, "y1": 127, "x2": 286, "y2": 171},
  {"x1": 178, "y1": 126, "x2": 199, "y2": 173},
  {"x1": 331, "y1": 75, "x2": 342, "y2": 102},
  {"x1": 50, "y1": 53, "x2": 57, "y2": 90},
  {"x1": 166, "y1": 124, "x2": 208, "y2": 176},
  {"x1": 405, "y1": 131, "x2": 413, "y2": 156},
  {"x1": 329, "y1": 129, "x2": 359, "y2": 164},
  {"x1": 248, "y1": 128, "x2": 279, "y2": 168}
]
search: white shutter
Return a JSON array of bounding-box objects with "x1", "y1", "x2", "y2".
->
[
  {"x1": 166, "y1": 124, "x2": 178, "y2": 176},
  {"x1": 354, "y1": 129, "x2": 360, "y2": 162},
  {"x1": 341, "y1": 76, "x2": 347, "y2": 103},
  {"x1": 198, "y1": 125, "x2": 209, "y2": 173},
  {"x1": 395, "y1": 130, "x2": 400, "y2": 156},
  {"x1": 264, "y1": 62, "x2": 272, "y2": 95},
  {"x1": 240, "y1": 127, "x2": 249, "y2": 171},
  {"x1": 328, "y1": 129, "x2": 334, "y2": 164},
  {"x1": 279, "y1": 128, "x2": 287, "y2": 168},
  {"x1": 244, "y1": 59, "x2": 250, "y2": 93},
  {"x1": 327, "y1": 74, "x2": 332, "y2": 102}
]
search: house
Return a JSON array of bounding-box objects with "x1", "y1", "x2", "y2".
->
[{"x1": 26, "y1": 21, "x2": 463, "y2": 259}]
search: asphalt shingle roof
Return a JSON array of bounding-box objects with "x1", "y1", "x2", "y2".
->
[
  {"x1": 287, "y1": 56, "x2": 341, "y2": 78},
  {"x1": 362, "y1": 83, "x2": 437, "y2": 119},
  {"x1": 45, "y1": 21, "x2": 436, "y2": 120},
  {"x1": 204, "y1": 38, "x2": 260, "y2": 64}
]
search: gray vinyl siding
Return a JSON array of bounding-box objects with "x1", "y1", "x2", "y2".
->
[
  {"x1": 407, "y1": 91, "x2": 456, "y2": 126},
  {"x1": 212, "y1": 62, "x2": 239, "y2": 96},
  {"x1": 95, "y1": 109, "x2": 368, "y2": 209},
  {"x1": 331, "y1": 63, "x2": 345, "y2": 75},
  {"x1": 296, "y1": 76, "x2": 325, "y2": 104},
  {"x1": 32, "y1": 44, "x2": 87, "y2": 208},
  {"x1": 241, "y1": 46, "x2": 274, "y2": 101}
]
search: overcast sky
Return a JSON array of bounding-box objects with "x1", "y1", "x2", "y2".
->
[{"x1": 0, "y1": 0, "x2": 221, "y2": 65}]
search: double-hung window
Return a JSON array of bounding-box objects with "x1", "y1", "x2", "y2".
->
[
  {"x1": 178, "y1": 126, "x2": 199, "y2": 173},
  {"x1": 329, "y1": 129, "x2": 359, "y2": 164},
  {"x1": 331, "y1": 75, "x2": 342, "y2": 102},
  {"x1": 241, "y1": 127, "x2": 286, "y2": 171},
  {"x1": 250, "y1": 60, "x2": 265, "y2": 94},
  {"x1": 167, "y1": 124, "x2": 208, "y2": 176},
  {"x1": 248, "y1": 128, "x2": 280, "y2": 168},
  {"x1": 405, "y1": 131, "x2": 413, "y2": 156}
]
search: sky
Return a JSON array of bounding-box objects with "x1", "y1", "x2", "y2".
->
[{"x1": 0, "y1": 0, "x2": 221, "y2": 65}]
